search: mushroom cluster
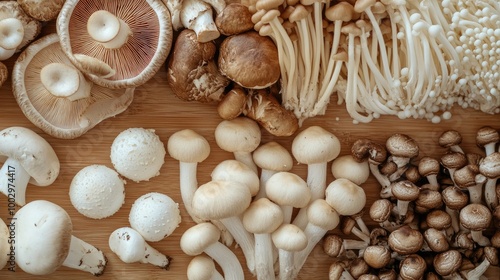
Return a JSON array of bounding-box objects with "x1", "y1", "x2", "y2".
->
[
  {"x1": 322, "y1": 126, "x2": 500, "y2": 279},
  {"x1": 247, "y1": 0, "x2": 499, "y2": 124}
]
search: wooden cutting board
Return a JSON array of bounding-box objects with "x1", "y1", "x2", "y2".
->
[{"x1": 0, "y1": 27, "x2": 499, "y2": 280}]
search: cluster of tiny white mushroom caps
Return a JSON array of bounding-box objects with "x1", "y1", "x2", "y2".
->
[{"x1": 321, "y1": 127, "x2": 500, "y2": 279}]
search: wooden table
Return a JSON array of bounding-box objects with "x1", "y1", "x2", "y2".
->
[{"x1": 0, "y1": 32, "x2": 499, "y2": 280}]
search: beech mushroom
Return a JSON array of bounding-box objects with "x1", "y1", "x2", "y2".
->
[
  {"x1": 385, "y1": 134, "x2": 419, "y2": 180},
  {"x1": 187, "y1": 255, "x2": 224, "y2": 280},
  {"x1": 351, "y1": 139, "x2": 391, "y2": 194},
  {"x1": 57, "y1": 0, "x2": 172, "y2": 88},
  {"x1": 331, "y1": 155, "x2": 370, "y2": 185},
  {"x1": 388, "y1": 226, "x2": 424, "y2": 255},
  {"x1": 129, "y1": 192, "x2": 181, "y2": 242},
  {"x1": 110, "y1": 128, "x2": 166, "y2": 182},
  {"x1": 167, "y1": 29, "x2": 229, "y2": 103},
  {"x1": 363, "y1": 245, "x2": 392, "y2": 269},
  {"x1": 69, "y1": 164, "x2": 126, "y2": 219},
  {"x1": 476, "y1": 126, "x2": 499, "y2": 156},
  {"x1": 423, "y1": 228, "x2": 449, "y2": 253},
  {"x1": 441, "y1": 151, "x2": 468, "y2": 185},
  {"x1": 167, "y1": 129, "x2": 210, "y2": 223},
  {"x1": 0, "y1": 1, "x2": 41, "y2": 60},
  {"x1": 433, "y1": 249, "x2": 462, "y2": 278},
  {"x1": 442, "y1": 186, "x2": 469, "y2": 233},
  {"x1": 390, "y1": 180, "x2": 420, "y2": 219},
  {"x1": 418, "y1": 157, "x2": 441, "y2": 190},
  {"x1": 369, "y1": 198, "x2": 395, "y2": 230},
  {"x1": 459, "y1": 203, "x2": 492, "y2": 246},
  {"x1": 109, "y1": 227, "x2": 171, "y2": 269},
  {"x1": 214, "y1": 117, "x2": 261, "y2": 173},
  {"x1": 399, "y1": 254, "x2": 427, "y2": 280},
  {"x1": 439, "y1": 130, "x2": 464, "y2": 154},
  {"x1": 0, "y1": 126, "x2": 59, "y2": 206},
  {"x1": 272, "y1": 224, "x2": 308, "y2": 280},
  {"x1": 466, "y1": 247, "x2": 498, "y2": 280},
  {"x1": 18, "y1": 0, "x2": 64, "y2": 21},
  {"x1": 14, "y1": 200, "x2": 106, "y2": 275},
  {"x1": 215, "y1": 3, "x2": 253, "y2": 36},
  {"x1": 252, "y1": 141, "x2": 293, "y2": 200},
  {"x1": 12, "y1": 33, "x2": 134, "y2": 139},
  {"x1": 181, "y1": 222, "x2": 244, "y2": 280},
  {"x1": 479, "y1": 152, "x2": 500, "y2": 210}
]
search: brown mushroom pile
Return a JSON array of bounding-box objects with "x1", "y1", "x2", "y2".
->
[{"x1": 323, "y1": 126, "x2": 500, "y2": 279}]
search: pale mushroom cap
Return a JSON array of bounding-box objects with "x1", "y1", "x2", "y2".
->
[
  {"x1": 325, "y1": 178, "x2": 366, "y2": 216},
  {"x1": 108, "y1": 227, "x2": 147, "y2": 263},
  {"x1": 307, "y1": 199, "x2": 340, "y2": 230},
  {"x1": 252, "y1": 142, "x2": 293, "y2": 172},
  {"x1": 192, "y1": 180, "x2": 252, "y2": 220},
  {"x1": 265, "y1": 171, "x2": 311, "y2": 208},
  {"x1": 0, "y1": 1, "x2": 41, "y2": 50},
  {"x1": 0, "y1": 18, "x2": 24, "y2": 50},
  {"x1": 0, "y1": 219, "x2": 9, "y2": 270},
  {"x1": 211, "y1": 159, "x2": 260, "y2": 196},
  {"x1": 242, "y1": 198, "x2": 283, "y2": 234},
  {"x1": 0, "y1": 126, "x2": 60, "y2": 186},
  {"x1": 459, "y1": 203, "x2": 492, "y2": 231},
  {"x1": 180, "y1": 223, "x2": 221, "y2": 256},
  {"x1": 292, "y1": 126, "x2": 341, "y2": 164},
  {"x1": 167, "y1": 129, "x2": 210, "y2": 163},
  {"x1": 69, "y1": 165, "x2": 126, "y2": 219},
  {"x1": 110, "y1": 128, "x2": 166, "y2": 182},
  {"x1": 14, "y1": 200, "x2": 72, "y2": 275},
  {"x1": 271, "y1": 224, "x2": 308, "y2": 252},
  {"x1": 187, "y1": 255, "x2": 217, "y2": 280},
  {"x1": 331, "y1": 155, "x2": 370, "y2": 185},
  {"x1": 214, "y1": 117, "x2": 261, "y2": 153},
  {"x1": 39, "y1": 63, "x2": 80, "y2": 97},
  {"x1": 129, "y1": 192, "x2": 181, "y2": 242},
  {"x1": 18, "y1": 0, "x2": 64, "y2": 21}
]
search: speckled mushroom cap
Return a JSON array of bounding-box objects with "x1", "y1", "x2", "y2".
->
[
  {"x1": 12, "y1": 34, "x2": 134, "y2": 139},
  {"x1": 18, "y1": 0, "x2": 65, "y2": 21},
  {"x1": 0, "y1": 1, "x2": 41, "y2": 51},
  {"x1": 69, "y1": 165, "x2": 126, "y2": 219},
  {"x1": 129, "y1": 192, "x2": 181, "y2": 242},
  {"x1": 57, "y1": 0, "x2": 172, "y2": 89}
]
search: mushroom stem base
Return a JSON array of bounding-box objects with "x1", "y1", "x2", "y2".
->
[
  {"x1": 141, "y1": 243, "x2": 171, "y2": 269},
  {"x1": 254, "y1": 233, "x2": 274, "y2": 280},
  {"x1": 62, "y1": 235, "x2": 107, "y2": 276},
  {"x1": 0, "y1": 157, "x2": 30, "y2": 206}
]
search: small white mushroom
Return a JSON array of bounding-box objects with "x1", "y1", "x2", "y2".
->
[
  {"x1": 110, "y1": 128, "x2": 166, "y2": 182},
  {"x1": 272, "y1": 224, "x2": 308, "y2": 280},
  {"x1": 109, "y1": 227, "x2": 171, "y2": 269},
  {"x1": 331, "y1": 155, "x2": 370, "y2": 185},
  {"x1": 211, "y1": 159, "x2": 260, "y2": 197},
  {"x1": 0, "y1": 127, "x2": 60, "y2": 206},
  {"x1": 69, "y1": 165, "x2": 126, "y2": 219},
  {"x1": 129, "y1": 192, "x2": 181, "y2": 242}
]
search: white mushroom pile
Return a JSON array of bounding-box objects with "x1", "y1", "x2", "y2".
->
[
  {"x1": 322, "y1": 126, "x2": 500, "y2": 279},
  {"x1": 248, "y1": 0, "x2": 500, "y2": 124}
]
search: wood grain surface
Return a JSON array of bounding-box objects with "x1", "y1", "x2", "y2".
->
[{"x1": 0, "y1": 27, "x2": 499, "y2": 280}]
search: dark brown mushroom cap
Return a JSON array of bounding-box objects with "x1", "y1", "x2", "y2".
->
[
  {"x1": 167, "y1": 29, "x2": 229, "y2": 103},
  {"x1": 459, "y1": 203, "x2": 492, "y2": 231},
  {"x1": 433, "y1": 250, "x2": 462, "y2": 276},
  {"x1": 476, "y1": 126, "x2": 499, "y2": 148},
  {"x1": 217, "y1": 86, "x2": 247, "y2": 120},
  {"x1": 404, "y1": 165, "x2": 421, "y2": 183},
  {"x1": 57, "y1": 0, "x2": 172, "y2": 89},
  {"x1": 218, "y1": 31, "x2": 280, "y2": 89},
  {"x1": 341, "y1": 217, "x2": 357, "y2": 235},
  {"x1": 351, "y1": 139, "x2": 387, "y2": 164},
  {"x1": 363, "y1": 245, "x2": 391, "y2": 269},
  {"x1": 323, "y1": 234, "x2": 344, "y2": 257},
  {"x1": 415, "y1": 189, "x2": 442, "y2": 210},
  {"x1": 385, "y1": 134, "x2": 419, "y2": 158},
  {"x1": 215, "y1": 3, "x2": 254, "y2": 36},
  {"x1": 424, "y1": 228, "x2": 449, "y2": 252},
  {"x1": 349, "y1": 258, "x2": 370, "y2": 279},
  {"x1": 388, "y1": 226, "x2": 424, "y2": 255},
  {"x1": 466, "y1": 153, "x2": 483, "y2": 166},
  {"x1": 483, "y1": 247, "x2": 499, "y2": 265},
  {"x1": 399, "y1": 254, "x2": 426, "y2": 280},
  {"x1": 479, "y1": 152, "x2": 500, "y2": 179},
  {"x1": 380, "y1": 161, "x2": 397, "y2": 176},
  {"x1": 426, "y1": 210, "x2": 452, "y2": 230},
  {"x1": 369, "y1": 199, "x2": 392, "y2": 223},
  {"x1": 391, "y1": 180, "x2": 420, "y2": 201},
  {"x1": 453, "y1": 165, "x2": 479, "y2": 189},
  {"x1": 18, "y1": 0, "x2": 64, "y2": 21},
  {"x1": 491, "y1": 231, "x2": 500, "y2": 249},
  {"x1": 418, "y1": 157, "x2": 440, "y2": 177},
  {"x1": 441, "y1": 186, "x2": 469, "y2": 210},
  {"x1": 439, "y1": 130, "x2": 463, "y2": 149},
  {"x1": 440, "y1": 151, "x2": 468, "y2": 169}
]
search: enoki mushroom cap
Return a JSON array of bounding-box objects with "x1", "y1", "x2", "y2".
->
[{"x1": 0, "y1": 18, "x2": 25, "y2": 50}]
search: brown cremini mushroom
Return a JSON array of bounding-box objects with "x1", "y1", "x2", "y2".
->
[
  {"x1": 441, "y1": 151, "x2": 468, "y2": 184},
  {"x1": 391, "y1": 180, "x2": 419, "y2": 219},
  {"x1": 363, "y1": 245, "x2": 391, "y2": 269},
  {"x1": 18, "y1": 0, "x2": 64, "y2": 21},
  {"x1": 12, "y1": 34, "x2": 134, "y2": 139},
  {"x1": 57, "y1": 0, "x2": 172, "y2": 88},
  {"x1": 466, "y1": 247, "x2": 498, "y2": 280},
  {"x1": 385, "y1": 133, "x2": 419, "y2": 168},
  {"x1": 424, "y1": 228, "x2": 449, "y2": 252},
  {"x1": 454, "y1": 164, "x2": 483, "y2": 204},
  {"x1": 441, "y1": 186, "x2": 469, "y2": 233},
  {"x1": 215, "y1": 3, "x2": 253, "y2": 36},
  {"x1": 351, "y1": 139, "x2": 391, "y2": 193},
  {"x1": 217, "y1": 86, "x2": 247, "y2": 120}
]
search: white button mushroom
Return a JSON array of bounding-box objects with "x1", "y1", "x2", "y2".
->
[
  {"x1": 109, "y1": 227, "x2": 171, "y2": 269},
  {"x1": 110, "y1": 128, "x2": 166, "y2": 182},
  {"x1": 129, "y1": 192, "x2": 181, "y2": 242},
  {"x1": 69, "y1": 164, "x2": 126, "y2": 219},
  {"x1": 0, "y1": 127, "x2": 60, "y2": 206},
  {"x1": 14, "y1": 200, "x2": 107, "y2": 275},
  {"x1": 271, "y1": 224, "x2": 308, "y2": 280}
]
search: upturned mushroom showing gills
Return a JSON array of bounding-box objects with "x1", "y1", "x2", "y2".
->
[
  {"x1": 12, "y1": 34, "x2": 134, "y2": 139},
  {"x1": 14, "y1": 200, "x2": 107, "y2": 275},
  {"x1": 57, "y1": 0, "x2": 172, "y2": 88},
  {"x1": 0, "y1": 127, "x2": 59, "y2": 206}
]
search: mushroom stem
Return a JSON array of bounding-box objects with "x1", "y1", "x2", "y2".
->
[
  {"x1": 87, "y1": 10, "x2": 131, "y2": 49},
  {"x1": 292, "y1": 223, "x2": 328, "y2": 277},
  {"x1": 179, "y1": 162, "x2": 204, "y2": 223},
  {"x1": 467, "y1": 184, "x2": 483, "y2": 204},
  {"x1": 0, "y1": 157, "x2": 31, "y2": 206},
  {"x1": 40, "y1": 63, "x2": 92, "y2": 102},
  {"x1": 62, "y1": 235, "x2": 107, "y2": 276},
  {"x1": 470, "y1": 230, "x2": 491, "y2": 247},
  {"x1": 181, "y1": 0, "x2": 220, "y2": 42},
  {"x1": 466, "y1": 258, "x2": 491, "y2": 280},
  {"x1": 234, "y1": 151, "x2": 258, "y2": 174},
  {"x1": 204, "y1": 241, "x2": 244, "y2": 280},
  {"x1": 485, "y1": 179, "x2": 498, "y2": 210},
  {"x1": 254, "y1": 169, "x2": 277, "y2": 200},
  {"x1": 277, "y1": 249, "x2": 294, "y2": 280},
  {"x1": 140, "y1": 242, "x2": 171, "y2": 268},
  {"x1": 220, "y1": 216, "x2": 256, "y2": 274},
  {"x1": 254, "y1": 233, "x2": 274, "y2": 280},
  {"x1": 445, "y1": 206, "x2": 460, "y2": 233}
]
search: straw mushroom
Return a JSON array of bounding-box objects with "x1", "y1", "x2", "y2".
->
[
  {"x1": 57, "y1": 0, "x2": 172, "y2": 88},
  {"x1": 14, "y1": 200, "x2": 106, "y2": 275},
  {"x1": 109, "y1": 227, "x2": 171, "y2": 269},
  {"x1": 180, "y1": 0, "x2": 220, "y2": 42},
  {"x1": 12, "y1": 34, "x2": 134, "y2": 139},
  {"x1": 69, "y1": 165, "x2": 126, "y2": 219},
  {"x1": 0, "y1": 126, "x2": 59, "y2": 206},
  {"x1": 17, "y1": 0, "x2": 64, "y2": 21},
  {"x1": 272, "y1": 224, "x2": 308, "y2": 280},
  {"x1": 0, "y1": 219, "x2": 8, "y2": 270},
  {"x1": 129, "y1": 192, "x2": 181, "y2": 242},
  {"x1": 181, "y1": 222, "x2": 244, "y2": 280},
  {"x1": 0, "y1": 1, "x2": 41, "y2": 60},
  {"x1": 215, "y1": 3, "x2": 253, "y2": 36},
  {"x1": 187, "y1": 255, "x2": 224, "y2": 280},
  {"x1": 167, "y1": 29, "x2": 229, "y2": 103},
  {"x1": 110, "y1": 128, "x2": 166, "y2": 182}
]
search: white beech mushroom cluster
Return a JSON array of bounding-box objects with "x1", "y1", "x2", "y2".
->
[
  {"x1": 175, "y1": 117, "x2": 376, "y2": 279},
  {"x1": 248, "y1": 0, "x2": 500, "y2": 124},
  {"x1": 322, "y1": 126, "x2": 500, "y2": 279}
]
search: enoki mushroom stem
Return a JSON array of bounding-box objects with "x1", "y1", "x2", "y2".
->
[
  {"x1": 40, "y1": 63, "x2": 92, "y2": 102},
  {"x1": 87, "y1": 10, "x2": 132, "y2": 49}
]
